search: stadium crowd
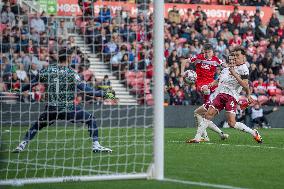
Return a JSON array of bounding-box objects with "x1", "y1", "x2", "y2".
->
[
  {"x1": 1, "y1": 0, "x2": 284, "y2": 106},
  {"x1": 0, "y1": 0, "x2": 111, "y2": 104}
]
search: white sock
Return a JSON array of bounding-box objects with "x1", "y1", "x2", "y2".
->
[
  {"x1": 207, "y1": 121, "x2": 223, "y2": 136},
  {"x1": 234, "y1": 122, "x2": 255, "y2": 136},
  {"x1": 195, "y1": 118, "x2": 209, "y2": 140},
  {"x1": 195, "y1": 113, "x2": 208, "y2": 139},
  {"x1": 194, "y1": 113, "x2": 202, "y2": 127},
  {"x1": 202, "y1": 130, "x2": 209, "y2": 140},
  {"x1": 93, "y1": 141, "x2": 100, "y2": 147}
]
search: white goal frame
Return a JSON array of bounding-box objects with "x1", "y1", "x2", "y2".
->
[{"x1": 0, "y1": 0, "x2": 164, "y2": 185}]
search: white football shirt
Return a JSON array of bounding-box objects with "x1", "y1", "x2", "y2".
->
[{"x1": 215, "y1": 64, "x2": 249, "y2": 101}]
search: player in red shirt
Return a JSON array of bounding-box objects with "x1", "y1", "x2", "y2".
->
[
  {"x1": 185, "y1": 43, "x2": 228, "y2": 143},
  {"x1": 188, "y1": 43, "x2": 222, "y2": 104}
]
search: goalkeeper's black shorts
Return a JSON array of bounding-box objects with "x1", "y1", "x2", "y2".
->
[{"x1": 38, "y1": 105, "x2": 93, "y2": 125}]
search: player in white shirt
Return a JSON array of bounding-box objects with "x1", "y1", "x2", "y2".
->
[
  {"x1": 198, "y1": 46, "x2": 262, "y2": 143},
  {"x1": 186, "y1": 89, "x2": 230, "y2": 143}
]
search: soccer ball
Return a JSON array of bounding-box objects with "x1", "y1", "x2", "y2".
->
[{"x1": 183, "y1": 70, "x2": 197, "y2": 84}]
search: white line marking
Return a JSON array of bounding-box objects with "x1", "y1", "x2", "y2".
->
[
  {"x1": 167, "y1": 140, "x2": 284, "y2": 150},
  {"x1": 164, "y1": 178, "x2": 247, "y2": 189}
]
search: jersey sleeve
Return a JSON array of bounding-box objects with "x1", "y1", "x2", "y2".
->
[
  {"x1": 39, "y1": 69, "x2": 48, "y2": 83},
  {"x1": 74, "y1": 72, "x2": 81, "y2": 84},
  {"x1": 188, "y1": 55, "x2": 197, "y2": 63}
]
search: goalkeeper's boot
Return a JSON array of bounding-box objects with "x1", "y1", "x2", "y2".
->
[
  {"x1": 12, "y1": 141, "x2": 28, "y2": 153},
  {"x1": 186, "y1": 138, "x2": 200, "y2": 143},
  {"x1": 93, "y1": 142, "x2": 112, "y2": 153},
  {"x1": 253, "y1": 129, "x2": 263, "y2": 144},
  {"x1": 220, "y1": 133, "x2": 229, "y2": 140}
]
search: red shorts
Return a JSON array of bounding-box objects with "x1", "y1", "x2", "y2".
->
[
  {"x1": 210, "y1": 93, "x2": 238, "y2": 114},
  {"x1": 203, "y1": 102, "x2": 210, "y2": 110}
]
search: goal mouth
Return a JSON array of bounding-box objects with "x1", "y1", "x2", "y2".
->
[{"x1": 0, "y1": 0, "x2": 164, "y2": 184}]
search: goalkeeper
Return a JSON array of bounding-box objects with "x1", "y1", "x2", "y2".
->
[{"x1": 13, "y1": 50, "x2": 114, "y2": 153}]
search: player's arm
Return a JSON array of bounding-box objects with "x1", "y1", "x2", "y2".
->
[
  {"x1": 77, "y1": 82, "x2": 105, "y2": 97},
  {"x1": 208, "y1": 79, "x2": 219, "y2": 88},
  {"x1": 229, "y1": 67, "x2": 253, "y2": 101},
  {"x1": 187, "y1": 56, "x2": 197, "y2": 64},
  {"x1": 77, "y1": 82, "x2": 115, "y2": 99}
]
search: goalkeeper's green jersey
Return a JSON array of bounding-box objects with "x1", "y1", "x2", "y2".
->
[{"x1": 39, "y1": 65, "x2": 81, "y2": 111}]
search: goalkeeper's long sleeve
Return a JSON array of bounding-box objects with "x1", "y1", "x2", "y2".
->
[{"x1": 77, "y1": 83, "x2": 105, "y2": 97}]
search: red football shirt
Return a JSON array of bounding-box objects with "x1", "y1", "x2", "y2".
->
[{"x1": 188, "y1": 54, "x2": 222, "y2": 85}]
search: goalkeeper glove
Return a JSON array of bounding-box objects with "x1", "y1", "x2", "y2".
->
[{"x1": 104, "y1": 92, "x2": 116, "y2": 100}]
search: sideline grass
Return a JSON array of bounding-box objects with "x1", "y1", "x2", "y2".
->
[{"x1": 1, "y1": 127, "x2": 284, "y2": 189}]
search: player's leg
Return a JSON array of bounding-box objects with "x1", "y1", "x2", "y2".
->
[
  {"x1": 225, "y1": 99, "x2": 262, "y2": 143},
  {"x1": 186, "y1": 105, "x2": 209, "y2": 143},
  {"x1": 187, "y1": 106, "x2": 218, "y2": 143},
  {"x1": 201, "y1": 85, "x2": 210, "y2": 102},
  {"x1": 13, "y1": 109, "x2": 57, "y2": 153},
  {"x1": 66, "y1": 106, "x2": 112, "y2": 152},
  {"x1": 194, "y1": 105, "x2": 209, "y2": 141}
]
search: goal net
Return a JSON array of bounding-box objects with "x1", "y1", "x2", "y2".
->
[{"x1": 0, "y1": 0, "x2": 164, "y2": 185}]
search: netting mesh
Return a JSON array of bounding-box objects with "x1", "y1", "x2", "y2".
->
[{"x1": 0, "y1": 0, "x2": 154, "y2": 181}]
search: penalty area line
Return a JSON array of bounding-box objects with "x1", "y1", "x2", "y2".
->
[{"x1": 164, "y1": 178, "x2": 247, "y2": 189}]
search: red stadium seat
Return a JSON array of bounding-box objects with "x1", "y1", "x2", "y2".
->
[{"x1": 275, "y1": 88, "x2": 282, "y2": 95}]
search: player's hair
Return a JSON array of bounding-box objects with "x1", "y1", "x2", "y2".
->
[
  {"x1": 203, "y1": 43, "x2": 213, "y2": 50},
  {"x1": 58, "y1": 49, "x2": 68, "y2": 63},
  {"x1": 58, "y1": 49, "x2": 74, "y2": 63},
  {"x1": 232, "y1": 46, "x2": 246, "y2": 56}
]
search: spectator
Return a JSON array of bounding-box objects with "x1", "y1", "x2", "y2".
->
[
  {"x1": 102, "y1": 75, "x2": 111, "y2": 86},
  {"x1": 98, "y1": 5, "x2": 111, "y2": 23},
  {"x1": 193, "y1": 6, "x2": 207, "y2": 20},
  {"x1": 1, "y1": 5, "x2": 15, "y2": 26},
  {"x1": 251, "y1": 103, "x2": 278, "y2": 128},
  {"x1": 272, "y1": 51, "x2": 283, "y2": 74},
  {"x1": 0, "y1": 77, "x2": 7, "y2": 93},
  {"x1": 189, "y1": 84, "x2": 202, "y2": 105},
  {"x1": 253, "y1": 77, "x2": 267, "y2": 96},
  {"x1": 182, "y1": 8, "x2": 194, "y2": 25},
  {"x1": 30, "y1": 13, "x2": 45, "y2": 33},
  {"x1": 57, "y1": 20, "x2": 68, "y2": 40},
  {"x1": 168, "y1": 6, "x2": 181, "y2": 24},
  {"x1": 229, "y1": 6, "x2": 242, "y2": 27}
]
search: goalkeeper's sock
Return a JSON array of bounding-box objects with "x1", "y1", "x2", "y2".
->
[
  {"x1": 86, "y1": 118, "x2": 99, "y2": 142},
  {"x1": 207, "y1": 121, "x2": 224, "y2": 136},
  {"x1": 23, "y1": 122, "x2": 40, "y2": 141},
  {"x1": 233, "y1": 122, "x2": 255, "y2": 136}
]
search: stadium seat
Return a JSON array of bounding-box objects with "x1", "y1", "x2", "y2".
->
[{"x1": 275, "y1": 88, "x2": 282, "y2": 95}]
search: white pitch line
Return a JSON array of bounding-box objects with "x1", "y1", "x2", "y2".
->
[
  {"x1": 164, "y1": 178, "x2": 247, "y2": 189},
  {"x1": 167, "y1": 140, "x2": 284, "y2": 150}
]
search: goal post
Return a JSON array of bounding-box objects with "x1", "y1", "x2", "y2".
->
[
  {"x1": 153, "y1": 0, "x2": 165, "y2": 181},
  {"x1": 0, "y1": 0, "x2": 164, "y2": 185}
]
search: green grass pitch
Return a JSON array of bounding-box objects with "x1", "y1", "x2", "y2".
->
[{"x1": 1, "y1": 127, "x2": 284, "y2": 189}]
